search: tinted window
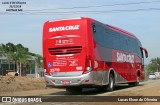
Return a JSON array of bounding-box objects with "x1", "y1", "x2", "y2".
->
[{"x1": 92, "y1": 23, "x2": 141, "y2": 57}]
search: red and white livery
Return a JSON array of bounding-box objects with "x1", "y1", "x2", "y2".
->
[{"x1": 43, "y1": 17, "x2": 148, "y2": 92}]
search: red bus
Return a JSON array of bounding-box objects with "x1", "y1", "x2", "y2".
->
[{"x1": 43, "y1": 17, "x2": 148, "y2": 93}]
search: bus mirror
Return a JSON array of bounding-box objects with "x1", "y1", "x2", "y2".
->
[
  {"x1": 144, "y1": 49, "x2": 148, "y2": 58},
  {"x1": 141, "y1": 47, "x2": 148, "y2": 58}
]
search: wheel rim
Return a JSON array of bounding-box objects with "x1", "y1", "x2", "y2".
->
[
  {"x1": 137, "y1": 76, "x2": 140, "y2": 82},
  {"x1": 110, "y1": 76, "x2": 114, "y2": 88}
]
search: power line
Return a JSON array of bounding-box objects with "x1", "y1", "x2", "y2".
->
[
  {"x1": 24, "y1": 0, "x2": 160, "y2": 12},
  {"x1": 26, "y1": 8, "x2": 160, "y2": 14},
  {"x1": 1, "y1": 8, "x2": 160, "y2": 15},
  {"x1": 1, "y1": 0, "x2": 160, "y2": 15}
]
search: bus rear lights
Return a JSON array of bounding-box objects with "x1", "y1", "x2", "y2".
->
[
  {"x1": 83, "y1": 56, "x2": 92, "y2": 74},
  {"x1": 83, "y1": 67, "x2": 92, "y2": 74},
  {"x1": 85, "y1": 80, "x2": 90, "y2": 82}
]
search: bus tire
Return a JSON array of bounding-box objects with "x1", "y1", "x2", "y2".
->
[
  {"x1": 97, "y1": 73, "x2": 115, "y2": 92},
  {"x1": 107, "y1": 74, "x2": 115, "y2": 91},
  {"x1": 129, "y1": 76, "x2": 140, "y2": 86},
  {"x1": 134, "y1": 76, "x2": 140, "y2": 86},
  {"x1": 66, "y1": 87, "x2": 82, "y2": 93}
]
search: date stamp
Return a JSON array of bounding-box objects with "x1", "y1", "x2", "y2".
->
[{"x1": 1, "y1": 1, "x2": 26, "y2": 12}]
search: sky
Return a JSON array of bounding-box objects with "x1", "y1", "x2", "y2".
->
[{"x1": 0, "y1": 0, "x2": 160, "y2": 64}]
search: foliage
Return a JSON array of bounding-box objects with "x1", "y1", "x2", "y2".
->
[
  {"x1": 146, "y1": 57, "x2": 160, "y2": 73},
  {"x1": 35, "y1": 54, "x2": 43, "y2": 67},
  {"x1": 29, "y1": 52, "x2": 43, "y2": 67},
  {"x1": 0, "y1": 42, "x2": 42, "y2": 76}
]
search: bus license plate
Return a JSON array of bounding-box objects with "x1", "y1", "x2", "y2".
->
[{"x1": 61, "y1": 80, "x2": 71, "y2": 85}]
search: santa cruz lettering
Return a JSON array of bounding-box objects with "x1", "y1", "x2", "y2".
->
[
  {"x1": 117, "y1": 52, "x2": 134, "y2": 63},
  {"x1": 49, "y1": 25, "x2": 80, "y2": 32}
]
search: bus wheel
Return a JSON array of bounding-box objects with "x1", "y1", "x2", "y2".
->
[
  {"x1": 66, "y1": 87, "x2": 82, "y2": 93},
  {"x1": 134, "y1": 76, "x2": 140, "y2": 86},
  {"x1": 97, "y1": 73, "x2": 115, "y2": 92},
  {"x1": 129, "y1": 76, "x2": 140, "y2": 86},
  {"x1": 107, "y1": 74, "x2": 115, "y2": 91}
]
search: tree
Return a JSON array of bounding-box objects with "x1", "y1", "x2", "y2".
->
[
  {"x1": 35, "y1": 54, "x2": 43, "y2": 67},
  {"x1": 28, "y1": 52, "x2": 43, "y2": 67},
  {"x1": 0, "y1": 43, "x2": 29, "y2": 76},
  {"x1": 8, "y1": 45, "x2": 29, "y2": 76},
  {"x1": 146, "y1": 57, "x2": 160, "y2": 73},
  {"x1": 0, "y1": 43, "x2": 16, "y2": 56},
  {"x1": 0, "y1": 42, "x2": 43, "y2": 76},
  {"x1": 0, "y1": 44, "x2": 4, "y2": 56}
]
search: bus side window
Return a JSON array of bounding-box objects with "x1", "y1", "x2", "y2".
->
[
  {"x1": 125, "y1": 38, "x2": 128, "y2": 52},
  {"x1": 92, "y1": 24, "x2": 96, "y2": 33}
]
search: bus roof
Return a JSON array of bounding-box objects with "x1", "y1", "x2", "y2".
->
[
  {"x1": 48, "y1": 17, "x2": 82, "y2": 22},
  {"x1": 46, "y1": 17, "x2": 139, "y2": 40}
]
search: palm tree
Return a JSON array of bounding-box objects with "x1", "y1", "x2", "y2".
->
[
  {"x1": 35, "y1": 54, "x2": 43, "y2": 67},
  {"x1": 0, "y1": 42, "x2": 42, "y2": 76},
  {"x1": 0, "y1": 43, "x2": 29, "y2": 76},
  {"x1": 28, "y1": 52, "x2": 43, "y2": 68},
  {"x1": 8, "y1": 45, "x2": 29, "y2": 76}
]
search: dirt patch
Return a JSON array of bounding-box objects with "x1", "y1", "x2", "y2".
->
[
  {"x1": 0, "y1": 78, "x2": 160, "y2": 105},
  {"x1": 0, "y1": 76, "x2": 47, "y2": 94}
]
